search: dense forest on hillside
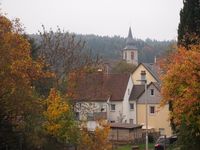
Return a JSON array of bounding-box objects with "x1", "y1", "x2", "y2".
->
[{"x1": 30, "y1": 33, "x2": 176, "y2": 63}]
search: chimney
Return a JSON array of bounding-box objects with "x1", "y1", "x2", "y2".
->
[{"x1": 154, "y1": 56, "x2": 157, "y2": 64}]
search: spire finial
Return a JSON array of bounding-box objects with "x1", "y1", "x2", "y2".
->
[{"x1": 126, "y1": 27, "x2": 134, "y2": 46}]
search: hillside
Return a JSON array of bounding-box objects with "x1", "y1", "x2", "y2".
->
[
  {"x1": 78, "y1": 34, "x2": 176, "y2": 63},
  {"x1": 30, "y1": 33, "x2": 176, "y2": 63}
]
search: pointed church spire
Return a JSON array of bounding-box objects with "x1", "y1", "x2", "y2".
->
[
  {"x1": 122, "y1": 27, "x2": 138, "y2": 65},
  {"x1": 128, "y1": 27, "x2": 133, "y2": 39},
  {"x1": 125, "y1": 27, "x2": 136, "y2": 48}
]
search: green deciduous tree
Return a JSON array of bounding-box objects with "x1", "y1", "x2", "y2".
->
[{"x1": 111, "y1": 61, "x2": 136, "y2": 74}]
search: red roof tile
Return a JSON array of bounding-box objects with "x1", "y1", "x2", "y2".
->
[{"x1": 73, "y1": 73, "x2": 130, "y2": 101}]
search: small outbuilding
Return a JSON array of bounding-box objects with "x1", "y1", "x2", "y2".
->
[{"x1": 109, "y1": 123, "x2": 143, "y2": 142}]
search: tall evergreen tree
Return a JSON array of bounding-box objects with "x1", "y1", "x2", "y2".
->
[{"x1": 178, "y1": 0, "x2": 200, "y2": 47}]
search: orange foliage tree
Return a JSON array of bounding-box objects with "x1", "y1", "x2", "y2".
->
[
  {"x1": 78, "y1": 120, "x2": 112, "y2": 150},
  {"x1": 0, "y1": 15, "x2": 52, "y2": 147},
  {"x1": 0, "y1": 15, "x2": 52, "y2": 118},
  {"x1": 161, "y1": 43, "x2": 200, "y2": 147}
]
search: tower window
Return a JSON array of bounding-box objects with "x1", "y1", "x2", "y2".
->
[
  {"x1": 125, "y1": 52, "x2": 127, "y2": 60},
  {"x1": 131, "y1": 52, "x2": 134, "y2": 60}
]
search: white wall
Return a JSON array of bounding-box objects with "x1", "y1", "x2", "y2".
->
[
  {"x1": 87, "y1": 121, "x2": 98, "y2": 131},
  {"x1": 74, "y1": 76, "x2": 136, "y2": 124},
  {"x1": 75, "y1": 101, "x2": 108, "y2": 120},
  {"x1": 123, "y1": 50, "x2": 138, "y2": 65},
  {"x1": 75, "y1": 101, "x2": 124, "y2": 123},
  {"x1": 122, "y1": 76, "x2": 135, "y2": 123},
  {"x1": 109, "y1": 101, "x2": 123, "y2": 122},
  {"x1": 129, "y1": 100, "x2": 137, "y2": 124}
]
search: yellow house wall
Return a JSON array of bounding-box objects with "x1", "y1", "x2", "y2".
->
[
  {"x1": 137, "y1": 104, "x2": 172, "y2": 136},
  {"x1": 132, "y1": 64, "x2": 157, "y2": 85}
]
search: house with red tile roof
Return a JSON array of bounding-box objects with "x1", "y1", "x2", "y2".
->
[
  {"x1": 72, "y1": 73, "x2": 135, "y2": 130},
  {"x1": 72, "y1": 27, "x2": 172, "y2": 136}
]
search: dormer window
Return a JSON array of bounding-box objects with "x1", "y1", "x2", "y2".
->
[
  {"x1": 141, "y1": 70, "x2": 146, "y2": 83},
  {"x1": 150, "y1": 89, "x2": 154, "y2": 96}
]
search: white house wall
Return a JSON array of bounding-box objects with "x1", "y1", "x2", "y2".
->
[
  {"x1": 109, "y1": 101, "x2": 123, "y2": 122},
  {"x1": 74, "y1": 76, "x2": 136, "y2": 124},
  {"x1": 75, "y1": 101, "x2": 108, "y2": 120},
  {"x1": 75, "y1": 101, "x2": 124, "y2": 123},
  {"x1": 129, "y1": 100, "x2": 137, "y2": 124},
  {"x1": 122, "y1": 76, "x2": 135, "y2": 124}
]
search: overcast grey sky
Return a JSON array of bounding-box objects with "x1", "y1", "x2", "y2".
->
[{"x1": 1, "y1": 0, "x2": 183, "y2": 40}]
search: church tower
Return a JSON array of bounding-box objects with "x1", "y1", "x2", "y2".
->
[{"x1": 122, "y1": 27, "x2": 138, "y2": 66}]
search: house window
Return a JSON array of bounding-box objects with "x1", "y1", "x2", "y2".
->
[
  {"x1": 110, "y1": 104, "x2": 116, "y2": 111},
  {"x1": 130, "y1": 119, "x2": 134, "y2": 124},
  {"x1": 76, "y1": 102, "x2": 81, "y2": 109},
  {"x1": 75, "y1": 112, "x2": 80, "y2": 120},
  {"x1": 141, "y1": 70, "x2": 146, "y2": 83},
  {"x1": 150, "y1": 89, "x2": 154, "y2": 96},
  {"x1": 159, "y1": 128, "x2": 165, "y2": 135},
  {"x1": 130, "y1": 103, "x2": 134, "y2": 110},
  {"x1": 149, "y1": 106, "x2": 155, "y2": 115},
  {"x1": 131, "y1": 52, "x2": 134, "y2": 60},
  {"x1": 87, "y1": 113, "x2": 94, "y2": 121}
]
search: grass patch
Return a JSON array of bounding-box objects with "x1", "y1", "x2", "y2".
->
[
  {"x1": 117, "y1": 143, "x2": 154, "y2": 150},
  {"x1": 117, "y1": 145, "x2": 131, "y2": 150}
]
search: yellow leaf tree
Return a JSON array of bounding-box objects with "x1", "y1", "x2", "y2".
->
[{"x1": 43, "y1": 88, "x2": 80, "y2": 144}]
